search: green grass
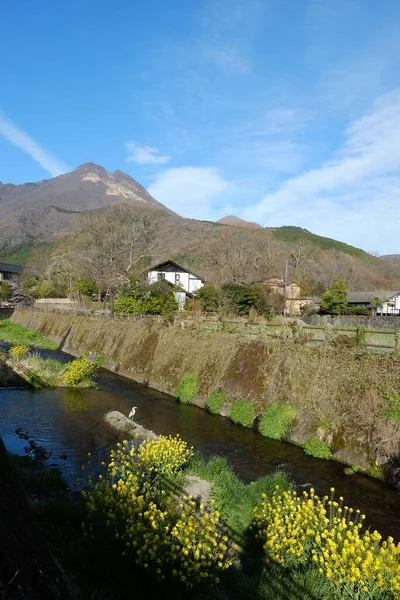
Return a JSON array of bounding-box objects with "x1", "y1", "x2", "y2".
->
[
  {"x1": 230, "y1": 399, "x2": 255, "y2": 427},
  {"x1": 303, "y1": 437, "x2": 332, "y2": 460},
  {"x1": 22, "y1": 354, "x2": 65, "y2": 386},
  {"x1": 186, "y1": 454, "x2": 290, "y2": 544},
  {"x1": 205, "y1": 389, "x2": 225, "y2": 414},
  {"x1": 381, "y1": 394, "x2": 400, "y2": 421},
  {"x1": 175, "y1": 373, "x2": 199, "y2": 403},
  {"x1": 0, "y1": 321, "x2": 58, "y2": 349},
  {"x1": 258, "y1": 402, "x2": 296, "y2": 440}
]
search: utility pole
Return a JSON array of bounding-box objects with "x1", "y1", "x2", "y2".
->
[{"x1": 283, "y1": 260, "x2": 288, "y2": 317}]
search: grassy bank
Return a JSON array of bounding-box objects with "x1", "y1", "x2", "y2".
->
[
  {"x1": 7, "y1": 351, "x2": 99, "y2": 388},
  {"x1": 0, "y1": 320, "x2": 58, "y2": 349},
  {"x1": 9, "y1": 435, "x2": 400, "y2": 600}
]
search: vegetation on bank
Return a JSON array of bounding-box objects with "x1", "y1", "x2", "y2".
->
[
  {"x1": 206, "y1": 390, "x2": 225, "y2": 414},
  {"x1": 0, "y1": 320, "x2": 58, "y2": 349},
  {"x1": 258, "y1": 402, "x2": 296, "y2": 440},
  {"x1": 10, "y1": 434, "x2": 400, "y2": 600},
  {"x1": 175, "y1": 373, "x2": 199, "y2": 403},
  {"x1": 6, "y1": 343, "x2": 100, "y2": 388},
  {"x1": 303, "y1": 437, "x2": 332, "y2": 460},
  {"x1": 230, "y1": 399, "x2": 255, "y2": 427}
]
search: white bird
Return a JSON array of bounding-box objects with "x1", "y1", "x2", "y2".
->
[{"x1": 128, "y1": 407, "x2": 137, "y2": 420}]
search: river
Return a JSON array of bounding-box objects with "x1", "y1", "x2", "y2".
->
[{"x1": 1, "y1": 366, "x2": 399, "y2": 540}]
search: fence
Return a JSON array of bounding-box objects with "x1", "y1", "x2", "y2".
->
[{"x1": 13, "y1": 307, "x2": 400, "y2": 353}]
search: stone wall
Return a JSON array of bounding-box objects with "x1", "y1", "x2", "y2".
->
[
  {"x1": 303, "y1": 314, "x2": 400, "y2": 329},
  {"x1": 0, "y1": 358, "x2": 27, "y2": 387}
]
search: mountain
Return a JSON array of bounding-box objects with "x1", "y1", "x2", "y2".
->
[
  {"x1": 0, "y1": 163, "x2": 174, "y2": 250},
  {"x1": 380, "y1": 255, "x2": 400, "y2": 262},
  {"x1": 217, "y1": 215, "x2": 262, "y2": 229},
  {"x1": 0, "y1": 164, "x2": 398, "y2": 293}
]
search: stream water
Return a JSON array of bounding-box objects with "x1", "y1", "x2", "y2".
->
[{"x1": 1, "y1": 365, "x2": 400, "y2": 540}]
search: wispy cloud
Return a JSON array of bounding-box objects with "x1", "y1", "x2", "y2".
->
[
  {"x1": 0, "y1": 112, "x2": 70, "y2": 177},
  {"x1": 125, "y1": 141, "x2": 170, "y2": 165},
  {"x1": 148, "y1": 166, "x2": 234, "y2": 219},
  {"x1": 242, "y1": 89, "x2": 400, "y2": 252},
  {"x1": 200, "y1": 0, "x2": 265, "y2": 73}
]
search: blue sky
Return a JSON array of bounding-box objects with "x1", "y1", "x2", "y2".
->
[{"x1": 1, "y1": 0, "x2": 400, "y2": 253}]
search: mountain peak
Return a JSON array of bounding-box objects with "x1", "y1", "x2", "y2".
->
[{"x1": 217, "y1": 215, "x2": 262, "y2": 229}]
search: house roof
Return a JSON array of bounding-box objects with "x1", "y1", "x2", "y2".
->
[
  {"x1": 347, "y1": 290, "x2": 399, "y2": 304},
  {"x1": 147, "y1": 260, "x2": 205, "y2": 282},
  {"x1": 0, "y1": 262, "x2": 23, "y2": 274}
]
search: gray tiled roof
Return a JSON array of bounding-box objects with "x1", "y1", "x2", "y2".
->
[
  {"x1": 347, "y1": 290, "x2": 399, "y2": 304},
  {"x1": 0, "y1": 263, "x2": 23, "y2": 274}
]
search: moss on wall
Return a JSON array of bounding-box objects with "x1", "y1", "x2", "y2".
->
[{"x1": 11, "y1": 309, "x2": 400, "y2": 474}]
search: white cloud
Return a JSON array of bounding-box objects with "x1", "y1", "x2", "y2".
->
[
  {"x1": 241, "y1": 89, "x2": 400, "y2": 253},
  {"x1": 0, "y1": 112, "x2": 70, "y2": 177},
  {"x1": 125, "y1": 141, "x2": 170, "y2": 165},
  {"x1": 148, "y1": 166, "x2": 233, "y2": 218}
]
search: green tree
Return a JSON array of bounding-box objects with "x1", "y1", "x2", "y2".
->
[
  {"x1": 319, "y1": 279, "x2": 348, "y2": 315},
  {"x1": 72, "y1": 278, "x2": 98, "y2": 298},
  {"x1": 0, "y1": 281, "x2": 12, "y2": 301},
  {"x1": 197, "y1": 285, "x2": 223, "y2": 312},
  {"x1": 114, "y1": 280, "x2": 178, "y2": 315}
]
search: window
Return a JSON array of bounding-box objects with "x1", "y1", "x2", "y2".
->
[
  {"x1": 175, "y1": 273, "x2": 180, "y2": 282},
  {"x1": 157, "y1": 272, "x2": 165, "y2": 280}
]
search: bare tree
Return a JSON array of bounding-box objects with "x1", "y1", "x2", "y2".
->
[
  {"x1": 54, "y1": 205, "x2": 160, "y2": 299},
  {"x1": 204, "y1": 229, "x2": 287, "y2": 285}
]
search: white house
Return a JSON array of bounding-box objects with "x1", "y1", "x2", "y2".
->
[
  {"x1": 146, "y1": 260, "x2": 205, "y2": 295},
  {"x1": 347, "y1": 290, "x2": 400, "y2": 316},
  {"x1": 376, "y1": 291, "x2": 400, "y2": 316}
]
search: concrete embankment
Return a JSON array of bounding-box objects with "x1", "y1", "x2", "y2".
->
[
  {"x1": 11, "y1": 309, "x2": 400, "y2": 476},
  {"x1": 0, "y1": 357, "x2": 28, "y2": 387}
]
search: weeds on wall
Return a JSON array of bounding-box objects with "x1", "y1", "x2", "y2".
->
[
  {"x1": 175, "y1": 373, "x2": 199, "y2": 404},
  {"x1": 230, "y1": 399, "x2": 255, "y2": 428},
  {"x1": 303, "y1": 437, "x2": 332, "y2": 460},
  {"x1": 258, "y1": 402, "x2": 296, "y2": 440},
  {"x1": 206, "y1": 390, "x2": 225, "y2": 414},
  {"x1": 381, "y1": 394, "x2": 400, "y2": 421}
]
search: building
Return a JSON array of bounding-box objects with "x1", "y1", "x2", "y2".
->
[
  {"x1": 0, "y1": 263, "x2": 23, "y2": 282},
  {"x1": 146, "y1": 260, "x2": 205, "y2": 295},
  {"x1": 347, "y1": 290, "x2": 400, "y2": 316},
  {"x1": 263, "y1": 277, "x2": 303, "y2": 316}
]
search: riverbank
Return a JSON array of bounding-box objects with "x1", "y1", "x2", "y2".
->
[{"x1": 10, "y1": 309, "x2": 400, "y2": 478}]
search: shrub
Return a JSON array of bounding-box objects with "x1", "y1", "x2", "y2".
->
[
  {"x1": 115, "y1": 280, "x2": 178, "y2": 315},
  {"x1": 253, "y1": 486, "x2": 400, "y2": 597},
  {"x1": 230, "y1": 399, "x2": 255, "y2": 427},
  {"x1": 84, "y1": 436, "x2": 236, "y2": 587},
  {"x1": 175, "y1": 374, "x2": 199, "y2": 404},
  {"x1": 9, "y1": 344, "x2": 30, "y2": 360},
  {"x1": 62, "y1": 357, "x2": 99, "y2": 386},
  {"x1": 206, "y1": 390, "x2": 224, "y2": 414},
  {"x1": 343, "y1": 306, "x2": 371, "y2": 315},
  {"x1": 303, "y1": 437, "x2": 332, "y2": 459},
  {"x1": 258, "y1": 402, "x2": 296, "y2": 440}
]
